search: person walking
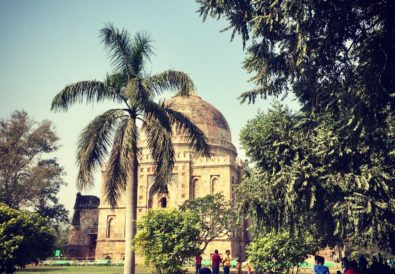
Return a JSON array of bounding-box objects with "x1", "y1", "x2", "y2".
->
[
  {"x1": 196, "y1": 254, "x2": 203, "y2": 274},
  {"x1": 223, "y1": 250, "x2": 231, "y2": 274},
  {"x1": 212, "y1": 250, "x2": 221, "y2": 274}
]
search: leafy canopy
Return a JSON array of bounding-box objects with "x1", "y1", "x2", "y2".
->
[
  {"x1": 239, "y1": 103, "x2": 395, "y2": 248},
  {"x1": 0, "y1": 111, "x2": 68, "y2": 225},
  {"x1": 247, "y1": 231, "x2": 317, "y2": 274},
  {"x1": 0, "y1": 204, "x2": 56, "y2": 273},
  {"x1": 180, "y1": 193, "x2": 236, "y2": 253},
  {"x1": 135, "y1": 209, "x2": 200, "y2": 274},
  {"x1": 197, "y1": 0, "x2": 395, "y2": 249}
]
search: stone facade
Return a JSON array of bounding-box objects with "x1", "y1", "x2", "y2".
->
[
  {"x1": 67, "y1": 193, "x2": 100, "y2": 259},
  {"x1": 93, "y1": 94, "x2": 245, "y2": 261}
]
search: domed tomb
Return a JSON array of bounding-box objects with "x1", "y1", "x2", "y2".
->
[
  {"x1": 163, "y1": 95, "x2": 237, "y2": 157},
  {"x1": 95, "y1": 93, "x2": 246, "y2": 262}
]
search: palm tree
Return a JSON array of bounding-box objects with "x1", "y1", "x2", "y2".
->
[{"x1": 51, "y1": 24, "x2": 210, "y2": 274}]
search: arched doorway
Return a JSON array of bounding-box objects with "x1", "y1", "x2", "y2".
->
[
  {"x1": 148, "y1": 186, "x2": 168, "y2": 209},
  {"x1": 159, "y1": 197, "x2": 167, "y2": 208}
]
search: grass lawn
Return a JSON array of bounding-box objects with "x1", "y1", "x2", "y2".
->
[
  {"x1": 16, "y1": 265, "x2": 145, "y2": 274},
  {"x1": 16, "y1": 265, "x2": 331, "y2": 274}
]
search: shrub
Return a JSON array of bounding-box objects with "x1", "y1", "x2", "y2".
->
[
  {"x1": 247, "y1": 231, "x2": 317, "y2": 274},
  {"x1": 135, "y1": 209, "x2": 200, "y2": 274},
  {"x1": 0, "y1": 204, "x2": 55, "y2": 273}
]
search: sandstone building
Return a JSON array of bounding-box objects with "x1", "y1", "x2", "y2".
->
[
  {"x1": 69, "y1": 94, "x2": 246, "y2": 260},
  {"x1": 67, "y1": 193, "x2": 100, "y2": 259}
]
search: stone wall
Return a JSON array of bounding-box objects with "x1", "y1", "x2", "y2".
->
[{"x1": 67, "y1": 194, "x2": 99, "y2": 259}]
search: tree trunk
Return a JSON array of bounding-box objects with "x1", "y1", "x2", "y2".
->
[{"x1": 124, "y1": 137, "x2": 138, "y2": 274}]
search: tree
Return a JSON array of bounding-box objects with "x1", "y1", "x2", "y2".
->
[
  {"x1": 239, "y1": 103, "x2": 395, "y2": 248},
  {"x1": 0, "y1": 203, "x2": 56, "y2": 274},
  {"x1": 0, "y1": 111, "x2": 68, "y2": 225},
  {"x1": 51, "y1": 24, "x2": 210, "y2": 274},
  {"x1": 180, "y1": 193, "x2": 235, "y2": 253},
  {"x1": 135, "y1": 209, "x2": 200, "y2": 274},
  {"x1": 196, "y1": 0, "x2": 395, "y2": 249},
  {"x1": 247, "y1": 231, "x2": 317, "y2": 274},
  {"x1": 196, "y1": 0, "x2": 395, "y2": 122},
  {"x1": 54, "y1": 224, "x2": 71, "y2": 254}
]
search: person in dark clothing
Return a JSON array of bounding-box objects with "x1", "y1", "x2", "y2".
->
[
  {"x1": 342, "y1": 257, "x2": 349, "y2": 272},
  {"x1": 359, "y1": 255, "x2": 368, "y2": 273},
  {"x1": 212, "y1": 250, "x2": 221, "y2": 274},
  {"x1": 379, "y1": 253, "x2": 384, "y2": 264},
  {"x1": 196, "y1": 254, "x2": 203, "y2": 274},
  {"x1": 368, "y1": 256, "x2": 385, "y2": 274}
]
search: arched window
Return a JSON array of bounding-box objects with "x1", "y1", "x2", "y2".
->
[
  {"x1": 211, "y1": 177, "x2": 220, "y2": 194},
  {"x1": 192, "y1": 178, "x2": 200, "y2": 199},
  {"x1": 159, "y1": 197, "x2": 167, "y2": 208},
  {"x1": 106, "y1": 217, "x2": 115, "y2": 238}
]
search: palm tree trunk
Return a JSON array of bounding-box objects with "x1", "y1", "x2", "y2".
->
[{"x1": 124, "y1": 134, "x2": 138, "y2": 274}]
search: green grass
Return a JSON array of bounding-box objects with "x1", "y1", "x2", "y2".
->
[
  {"x1": 16, "y1": 265, "x2": 330, "y2": 274},
  {"x1": 16, "y1": 265, "x2": 148, "y2": 274}
]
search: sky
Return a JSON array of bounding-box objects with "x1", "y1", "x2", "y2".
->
[{"x1": 0, "y1": 0, "x2": 300, "y2": 214}]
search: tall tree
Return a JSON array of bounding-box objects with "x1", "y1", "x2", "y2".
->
[
  {"x1": 195, "y1": 0, "x2": 395, "y2": 166},
  {"x1": 196, "y1": 0, "x2": 395, "y2": 117},
  {"x1": 51, "y1": 24, "x2": 210, "y2": 274},
  {"x1": 196, "y1": 0, "x2": 395, "y2": 248},
  {"x1": 0, "y1": 111, "x2": 68, "y2": 225},
  {"x1": 180, "y1": 193, "x2": 235, "y2": 253},
  {"x1": 239, "y1": 103, "x2": 395, "y2": 248}
]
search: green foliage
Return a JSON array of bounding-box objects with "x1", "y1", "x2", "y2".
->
[
  {"x1": 247, "y1": 232, "x2": 317, "y2": 274},
  {"x1": 180, "y1": 193, "x2": 235, "y2": 253},
  {"x1": 196, "y1": 0, "x2": 395, "y2": 124},
  {"x1": 54, "y1": 224, "x2": 71, "y2": 253},
  {"x1": 197, "y1": 1, "x2": 395, "y2": 248},
  {"x1": 0, "y1": 111, "x2": 68, "y2": 225},
  {"x1": 238, "y1": 103, "x2": 395, "y2": 248},
  {"x1": 0, "y1": 203, "x2": 56, "y2": 273},
  {"x1": 135, "y1": 209, "x2": 200, "y2": 274}
]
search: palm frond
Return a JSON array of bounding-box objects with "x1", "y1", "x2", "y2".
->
[
  {"x1": 149, "y1": 70, "x2": 195, "y2": 96},
  {"x1": 76, "y1": 109, "x2": 126, "y2": 190},
  {"x1": 104, "y1": 117, "x2": 136, "y2": 207},
  {"x1": 142, "y1": 115, "x2": 175, "y2": 194},
  {"x1": 100, "y1": 23, "x2": 134, "y2": 77},
  {"x1": 130, "y1": 32, "x2": 153, "y2": 76},
  {"x1": 164, "y1": 104, "x2": 211, "y2": 157},
  {"x1": 140, "y1": 99, "x2": 172, "y2": 132},
  {"x1": 51, "y1": 81, "x2": 123, "y2": 112},
  {"x1": 105, "y1": 73, "x2": 128, "y2": 91},
  {"x1": 125, "y1": 78, "x2": 154, "y2": 107}
]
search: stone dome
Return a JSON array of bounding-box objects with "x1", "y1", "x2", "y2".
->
[{"x1": 165, "y1": 95, "x2": 236, "y2": 156}]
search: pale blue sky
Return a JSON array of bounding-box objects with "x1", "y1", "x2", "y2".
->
[{"x1": 0, "y1": 0, "x2": 299, "y2": 213}]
